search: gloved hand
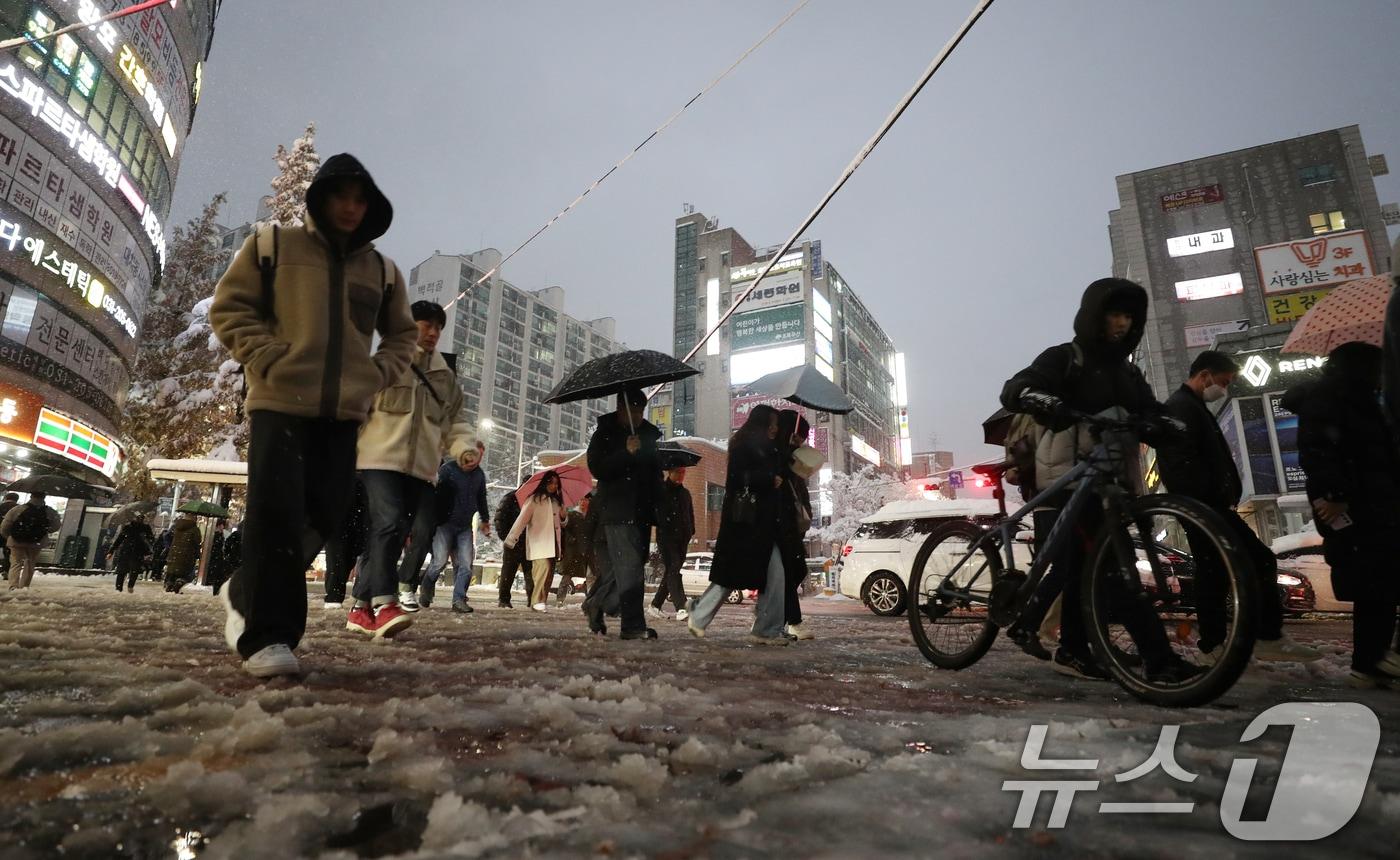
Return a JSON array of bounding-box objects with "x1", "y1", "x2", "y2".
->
[{"x1": 1019, "y1": 390, "x2": 1077, "y2": 431}]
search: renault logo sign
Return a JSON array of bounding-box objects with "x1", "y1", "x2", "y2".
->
[{"x1": 1242, "y1": 354, "x2": 1272, "y2": 387}]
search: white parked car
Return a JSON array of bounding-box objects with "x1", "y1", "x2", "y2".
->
[
  {"x1": 838, "y1": 499, "x2": 1027, "y2": 616},
  {"x1": 679, "y1": 552, "x2": 747, "y2": 604},
  {"x1": 1273, "y1": 527, "x2": 1351, "y2": 613}
]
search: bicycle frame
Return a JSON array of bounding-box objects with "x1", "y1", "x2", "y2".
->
[{"x1": 931, "y1": 434, "x2": 1135, "y2": 608}]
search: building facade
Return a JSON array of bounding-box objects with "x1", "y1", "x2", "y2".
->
[
  {"x1": 0, "y1": 1, "x2": 220, "y2": 492},
  {"x1": 408, "y1": 249, "x2": 625, "y2": 487},
  {"x1": 671, "y1": 211, "x2": 909, "y2": 504},
  {"x1": 1109, "y1": 125, "x2": 1390, "y2": 398},
  {"x1": 1110, "y1": 126, "x2": 1392, "y2": 543}
]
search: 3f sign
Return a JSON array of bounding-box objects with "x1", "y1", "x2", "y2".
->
[{"x1": 1220, "y1": 702, "x2": 1379, "y2": 841}]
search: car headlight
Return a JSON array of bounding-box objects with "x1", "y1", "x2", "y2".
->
[{"x1": 1277, "y1": 573, "x2": 1303, "y2": 587}]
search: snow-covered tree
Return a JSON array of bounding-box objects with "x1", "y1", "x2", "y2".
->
[
  {"x1": 267, "y1": 122, "x2": 319, "y2": 227},
  {"x1": 812, "y1": 466, "x2": 908, "y2": 550},
  {"x1": 119, "y1": 193, "x2": 244, "y2": 497}
]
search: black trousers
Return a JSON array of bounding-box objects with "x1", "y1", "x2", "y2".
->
[
  {"x1": 1190, "y1": 508, "x2": 1284, "y2": 651},
  {"x1": 114, "y1": 561, "x2": 141, "y2": 590},
  {"x1": 357, "y1": 470, "x2": 435, "y2": 603},
  {"x1": 651, "y1": 541, "x2": 688, "y2": 611},
  {"x1": 498, "y1": 543, "x2": 528, "y2": 604},
  {"x1": 227, "y1": 411, "x2": 359, "y2": 659},
  {"x1": 323, "y1": 533, "x2": 359, "y2": 604},
  {"x1": 1330, "y1": 539, "x2": 1400, "y2": 672}
]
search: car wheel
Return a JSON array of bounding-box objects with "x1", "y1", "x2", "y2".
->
[
  {"x1": 862, "y1": 571, "x2": 906, "y2": 616},
  {"x1": 725, "y1": 590, "x2": 744, "y2": 605}
]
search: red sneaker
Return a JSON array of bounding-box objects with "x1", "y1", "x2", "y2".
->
[
  {"x1": 365, "y1": 602, "x2": 414, "y2": 639},
  {"x1": 346, "y1": 606, "x2": 375, "y2": 634}
]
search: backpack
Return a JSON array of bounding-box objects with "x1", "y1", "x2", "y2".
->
[
  {"x1": 234, "y1": 225, "x2": 398, "y2": 415},
  {"x1": 9, "y1": 505, "x2": 50, "y2": 544},
  {"x1": 1001, "y1": 343, "x2": 1084, "y2": 492}
]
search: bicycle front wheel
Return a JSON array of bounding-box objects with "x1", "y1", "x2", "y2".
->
[
  {"x1": 1082, "y1": 493, "x2": 1258, "y2": 708},
  {"x1": 909, "y1": 521, "x2": 1002, "y2": 669}
]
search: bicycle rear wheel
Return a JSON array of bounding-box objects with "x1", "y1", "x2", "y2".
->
[
  {"x1": 1081, "y1": 494, "x2": 1258, "y2": 707},
  {"x1": 909, "y1": 521, "x2": 1002, "y2": 669}
]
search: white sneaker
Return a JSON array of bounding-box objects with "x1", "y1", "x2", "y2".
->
[
  {"x1": 786, "y1": 623, "x2": 814, "y2": 641},
  {"x1": 531, "y1": 602, "x2": 548, "y2": 612},
  {"x1": 322, "y1": 600, "x2": 344, "y2": 611},
  {"x1": 1254, "y1": 634, "x2": 1323, "y2": 663},
  {"x1": 244, "y1": 644, "x2": 301, "y2": 678},
  {"x1": 675, "y1": 609, "x2": 690, "y2": 622},
  {"x1": 1375, "y1": 651, "x2": 1400, "y2": 678},
  {"x1": 646, "y1": 606, "x2": 664, "y2": 620},
  {"x1": 398, "y1": 591, "x2": 421, "y2": 612},
  {"x1": 219, "y1": 578, "x2": 245, "y2": 654}
]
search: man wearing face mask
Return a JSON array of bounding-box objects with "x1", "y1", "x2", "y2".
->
[{"x1": 1159, "y1": 350, "x2": 1320, "y2": 664}]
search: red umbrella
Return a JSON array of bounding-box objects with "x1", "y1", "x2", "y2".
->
[
  {"x1": 516, "y1": 464, "x2": 593, "y2": 507},
  {"x1": 1281, "y1": 274, "x2": 1392, "y2": 356}
]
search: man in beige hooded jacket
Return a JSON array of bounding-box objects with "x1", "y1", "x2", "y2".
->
[
  {"x1": 350, "y1": 300, "x2": 481, "y2": 627},
  {"x1": 211, "y1": 154, "x2": 416, "y2": 678}
]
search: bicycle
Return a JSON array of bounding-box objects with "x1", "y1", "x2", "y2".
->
[{"x1": 907, "y1": 411, "x2": 1259, "y2": 707}]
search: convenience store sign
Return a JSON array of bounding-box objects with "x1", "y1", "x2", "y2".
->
[{"x1": 33, "y1": 406, "x2": 120, "y2": 476}]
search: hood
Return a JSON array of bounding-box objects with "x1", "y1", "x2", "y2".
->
[
  {"x1": 305, "y1": 153, "x2": 394, "y2": 251},
  {"x1": 1072, "y1": 277, "x2": 1148, "y2": 361},
  {"x1": 172, "y1": 518, "x2": 199, "y2": 534}
]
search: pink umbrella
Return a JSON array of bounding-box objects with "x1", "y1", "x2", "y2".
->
[
  {"x1": 516, "y1": 464, "x2": 594, "y2": 507},
  {"x1": 1281, "y1": 274, "x2": 1393, "y2": 356}
]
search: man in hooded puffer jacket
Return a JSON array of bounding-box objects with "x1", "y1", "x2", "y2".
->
[
  {"x1": 1000, "y1": 277, "x2": 1193, "y2": 683},
  {"x1": 211, "y1": 154, "x2": 417, "y2": 678}
]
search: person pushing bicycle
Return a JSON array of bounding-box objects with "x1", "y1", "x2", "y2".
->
[{"x1": 999, "y1": 278, "x2": 1197, "y2": 683}]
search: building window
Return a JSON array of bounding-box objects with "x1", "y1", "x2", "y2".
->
[
  {"x1": 1298, "y1": 163, "x2": 1335, "y2": 186},
  {"x1": 721, "y1": 251, "x2": 730, "y2": 267},
  {"x1": 705, "y1": 482, "x2": 725, "y2": 512},
  {"x1": 1309, "y1": 210, "x2": 1347, "y2": 235}
]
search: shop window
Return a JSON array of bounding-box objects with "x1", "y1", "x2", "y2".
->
[{"x1": 1308, "y1": 211, "x2": 1346, "y2": 235}]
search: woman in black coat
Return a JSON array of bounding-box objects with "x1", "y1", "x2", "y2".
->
[
  {"x1": 1282, "y1": 341, "x2": 1400, "y2": 687},
  {"x1": 686, "y1": 404, "x2": 789, "y2": 644}
]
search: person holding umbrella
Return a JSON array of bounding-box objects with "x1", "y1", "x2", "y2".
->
[
  {"x1": 583, "y1": 389, "x2": 664, "y2": 638},
  {"x1": 107, "y1": 512, "x2": 155, "y2": 593},
  {"x1": 505, "y1": 470, "x2": 566, "y2": 611},
  {"x1": 686, "y1": 404, "x2": 789, "y2": 645},
  {"x1": 1, "y1": 491, "x2": 61, "y2": 590},
  {"x1": 162, "y1": 513, "x2": 203, "y2": 593}
]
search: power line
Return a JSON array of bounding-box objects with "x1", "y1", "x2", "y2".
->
[
  {"x1": 0, "y1": 0, "x2": 174, "y2": 52},
  {"x1": 442, "y1": 0, "x2": 810, "y2": 312},
  {"x1": 676, "y1": 0, "x2": 997, "y2": 369}
]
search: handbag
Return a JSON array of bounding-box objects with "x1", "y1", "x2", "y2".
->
[{"x1": 791, "y1": 481, "x2": 813, "y2": 533}]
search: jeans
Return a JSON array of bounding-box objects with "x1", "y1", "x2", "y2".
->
[
  {"x1": 356, "y1": 470, "x2": 435, "y2": 605},
  {"x1": 689, "y1": 546, "x2": 786, "y2": 639},
  {"x1": 589, "y1": 523, "x2": 649, "y2": 633},
  {"x1": 426, "y1": 523, "x2": 476, "y2": 606},
  {"x1": 651, "y1": 541, "x2": 687, "y2": 611},
  {"x1": 226, "y1": 412, "x2": 359, "y2": 659}
]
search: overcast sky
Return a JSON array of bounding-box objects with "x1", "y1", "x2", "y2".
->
[{"x1": 170, "y1": 0, "x2": 1400, "y2": 463}]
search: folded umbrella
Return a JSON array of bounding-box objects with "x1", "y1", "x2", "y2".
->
[
  {"x1": 1281, "y1": 274, "x2": 1392, "y2": 356},
  {"x1": 3, "y1": 472, "x2": 103, "y2": 500},
  {"x1": 745, "y1": 364, "x2": 852, "y2": 414},
  {"x1": 544, "y1": 349, "x2": 699, "y2": 406},
  {"x1": 516, "y1": 464, "x2": 594, "y2": 508},
  {"x1": 657, "y1": 442, "x2": 702, "y2": 470}
]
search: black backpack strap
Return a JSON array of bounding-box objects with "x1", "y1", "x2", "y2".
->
[
  {"x1": 375, "y1": 250, "x2": 393, "y2": 332},
  {"x1": 255, "y1": 224, "x2": 279, "y2": 322},
  {"x1": 411, "y1": 363, "x2": 444, "y2": 406}
]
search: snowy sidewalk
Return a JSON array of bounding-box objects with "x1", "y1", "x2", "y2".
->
[{"x1": 1, "y1": 576, "x2": 1395, "y2": 858}]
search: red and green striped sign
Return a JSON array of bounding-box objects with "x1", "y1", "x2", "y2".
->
[{"x1": 34, "y1": 408, "x2": 113, "y2": 472}]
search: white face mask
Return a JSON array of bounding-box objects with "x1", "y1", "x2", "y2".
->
[{"x1": 1204, "y1": 383, "x2": 1228, "y2": 402}]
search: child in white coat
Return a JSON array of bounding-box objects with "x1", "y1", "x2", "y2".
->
[{"x1": 505, "y1": 471, "x2": 564, "y2": 611}]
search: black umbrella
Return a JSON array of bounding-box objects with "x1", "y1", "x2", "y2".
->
[
  {"x1": 107, "y1": 500, "x2": 158, "y2": 527},
  {"x1": 544, "y1": 349, "x2": 699, "y2": 406},
  {"x1": 746, "y1": 364, "x2": 853, "y2": 414},
  {"x1": 657, "y1": 441, "x2": 702, "y2": 470},
  {"x1": 982, "y1": 408, "x2": 1015, "y2": 447},
  {"x1": 2, "y1": 472, "x2": 103, "y2": 500}
]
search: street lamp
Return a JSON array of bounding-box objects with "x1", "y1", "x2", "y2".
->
[{"x1": 480, "y1": 419, "x2": 527, "y2": 487}]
